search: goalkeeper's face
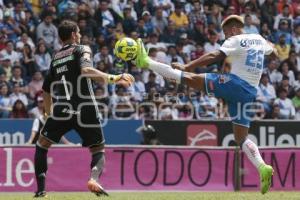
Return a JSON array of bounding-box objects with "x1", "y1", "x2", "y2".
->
[{"x1": 74, "y1": 27, "x2": 81, "y2": 44}]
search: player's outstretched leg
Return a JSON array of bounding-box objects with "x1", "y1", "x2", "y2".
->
[
  {"x1": 87, "y1": 146, "x2": 108, "y2": 196},
  {"x1": 234, "y1": 124, "x2": 274, "y2": 194},
  {"x1": 135, "y1": 38, "x2": 183, "y2": 84}
]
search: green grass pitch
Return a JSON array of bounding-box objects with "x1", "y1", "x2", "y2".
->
[{"x1": 1, "y1": 192, "x2": 300, "y2": 200}]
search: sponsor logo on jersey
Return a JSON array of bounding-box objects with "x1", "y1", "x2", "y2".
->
[
  {"x1": 53, "y1": 55, "x2": 74, "y2": 67},
  {"x1": 240, "y1": 39, "x2": 262, "y2": 47},
  {"x1": 54, "y1": 47, "x2": 75, "y2": 60}
]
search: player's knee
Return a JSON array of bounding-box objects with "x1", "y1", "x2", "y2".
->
[
  {"x1": 183, "y1": 73, "x2": 205, "y2": 90},
  {"x1": 37, "y1": 135, "x2": 53, "y2": 149},
  {"x1": 89, "y1": 144, "x2": 105, "y2": 154}
]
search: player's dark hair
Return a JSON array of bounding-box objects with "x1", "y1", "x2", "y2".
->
[
  {"x1": 58, "y1": 20, "x2": 78, "y2": 42},
  {"x1": 222, "y1": 19, "x2": 244, "y2": 29}
]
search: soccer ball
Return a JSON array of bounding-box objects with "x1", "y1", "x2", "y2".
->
[{"x1": 114, "y1": 37, "x2": 138, "y2": 61}]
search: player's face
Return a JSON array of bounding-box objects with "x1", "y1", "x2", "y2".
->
[
  {"x1": 223, "y1": 26, "x2": 240, "y2": 39},
  {"x1": 223, "y1": 26, "x2": 233, "y2": 39},
  {"x1": 74, "y1": 28, "x2": 81, "y2": 44}
]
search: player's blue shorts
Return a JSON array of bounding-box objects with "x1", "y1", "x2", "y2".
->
[{"x1": 204, "y1": 73, "x2": 257, "y2": 128}]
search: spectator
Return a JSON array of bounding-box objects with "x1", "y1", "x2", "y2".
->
[
  {"x1": 9, "y1": 99, "x2": 28, "y2": 118},
  {"x1": 0, "y1": 40, "x2": 20, "y2": 64},
  {"x1": 274, "y1": 88, "x2": 296, "y2": 119},
  {"x1": 277, "y1": 1, "x2": 294, "y2": 16},
  {"x1": 133, "y1": 73, "x2": 146, "y2": 102},
  {"x1": 21, "y1": 10, "x2": 38, "y2": 38},
  {"x1": 93, "y1": 45, "x2": 113, "y2": 71},
  {"x1": 9, "y1": 83, "x2": 28, "y2": 107},
  {"x1": 275, "y1": 34, "x2": 291, "y2": 61},
  {"x1": 0, "y1": 56, "x2": 12, "y2": 81},
  {"x1": 2, "y1": 13, "x2": 22, "y2": 42},
  {"x1": 180, "y1": 33, "x2": 196, "y2": 61},
  {"x1": 151, "y1": 7, "x2": 168, "y2": 34},
  {"x1": 9, "y1": 65, "x2": 28, "y2": 94},
  {"x1": 274, "y1": 4, "x2": 293, "y2": 31},
  {"x1": 160, "y1": 21, "x2": 180, "y2": 44},
  {"x1": 204, "y1": 30, "x2": 220, "y2": 53},
  {"x1": 241, "y1": 5, "x2": 260, "y2": 27},
  {"x1": 78, "y1": 18, "x2": 94, "y2": 38},
  {"x1": 256, "y1": 73, "x2": 276, "y2": 114},
  {"x1": 169, "y1": 4, "x2": 189, "y2": 31},
  {"x1": 271, "y1": 104, "x2": 281, "y2": 119},
  {"x1": 36, "y1": 12, "x2": 59, "y2": 50},
  {"x1": 141, "y1": 11, "x2": 154, "y2": 35},
  {"x1": 22, "y1": 44, "x2": 36, "y2": 78},
  {"x1": 292, "y1": 87, "x2": 300, "y2": 119},
  {"x1": 279, "y1": 61, "x2": 295, "y2": 85},
  {"x1": 0, "y1": 83, "x2": 11, "y2": 118},
  {"x1": 12, "y1": 1, "x2": 26, "y2": 24},
  {"x1": 122, "y1": 5, "x2": 137, "y2": 35},
  {"x1": 244, "y1": 15, "x2": 259, "y2": 34},
  {"x1": 28, "y1": 71, "x2": 43, "y2": 100},
  {"x1": 278, "y1": 75, "x2": 295, "y2": 98},
  {"x1": 145, "y1": 72, "x2": 161, "y2": 93},
  {"x1": 166, "y1": 45, "x2": 184, "y2": 65},
  {"x1": 292, "y1": 24, "x2": 300, "y2": 54},
  {"x1": 190, "y1": 21, "x2": 207, "y2": 46},
  {"x1": 263, "y1": 59, "x2": 282, "y2": 86},
  {"x1": 274, "y1": 20, "x2": 292, "y2": 45},
  {"x1": 188, "y1": 0, "x2": 207, "y2": 29},
  {"x1": 146, "y1": 33, "x2": 167, "y2": 52},
  {"x1": 94, "y1": 0, "x2": 121, "y2": 28},
  {"x1": 260, "y1": 23, "x2": 273, "y2": 41},
  {"x1": 261, "y1": 0, "x2": 277, "y2": 30},
  {"x1": 34, "y1": 43, "x2": 51, "y2": 76},
  {"x1": 207, "y1": 4, "x2": 223, "y2": 31},
  {"x1": 293, "y1": 72, "x2": 300, "y2": 89},
  {"x1": 16, "y1": 33, "x2": 35, "y2": 51},
  {"x1": 153, "y1": 0, "x2": 173, "y2": 17},
  {"x1": 285, "y1": 50, "x2": 300, "y2": 72}
]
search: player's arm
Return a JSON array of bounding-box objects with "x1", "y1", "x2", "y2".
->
[
  {"x1": 79, "y1": 46, "x2": 134, "y2": 86},
  {"x1": 266, "y1": 41, "x2": 278, "y2": 59},
  {"x1": 172, "y1": 37, "x2": 237, "y2": 72},
  {"x1": 173, "y1": 50, "x2": 226, "y2": 72}
]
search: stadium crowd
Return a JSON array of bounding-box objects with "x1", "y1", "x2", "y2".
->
[{"x1": 0, "y1": 0, "x2": 300, "y2": 120}]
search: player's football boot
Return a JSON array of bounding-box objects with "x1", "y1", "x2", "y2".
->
[
  {"x1": 87, "y1": 179, "x2": 109, "y2": 197},
  {"x1": 33, "y1": 191, "x2": 47, "y2": 198},
  {"x1": 135, "y1": 38, "x2": 150, "y2": 69},
  {"x1": 259, "y1": 164, "x2": 274, "y2": 194}
]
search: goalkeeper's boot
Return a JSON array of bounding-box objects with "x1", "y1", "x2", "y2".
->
[
  {"x1": 87, "y1": 179, "x2": 109, "y2": 197},
  {"x1": 259, "y1": 164, "x2": 274, "y2": 194},
  {"x1": 33, "y1": 191, "x2": 47, "y2": 198},
  {"x1": 135, "y1": 38, "x2": 150, "y2": 69}
]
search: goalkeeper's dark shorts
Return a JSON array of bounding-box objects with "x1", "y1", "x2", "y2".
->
[{"x1": 40, "y1": 104, "x2": 104, "y2": 147}]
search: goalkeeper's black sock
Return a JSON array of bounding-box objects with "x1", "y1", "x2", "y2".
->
[
  {"x1": 34, "y1": 145, "x2": 48, "y2": 192},
  {"x1": 90, "y1": 152, "x2": 105, "y2": 180}
]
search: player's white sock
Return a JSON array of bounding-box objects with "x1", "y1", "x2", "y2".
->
[
  {"x1": 242, "y1": 138, "x2": 265, "y2": 169},
  {"x1": 148, "y1": 59, "x2": 182, "y2": 83}
]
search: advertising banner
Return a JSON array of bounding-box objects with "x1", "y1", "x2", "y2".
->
[
  {"x1": 0, "y1": 146, "x2": 299, "y2": 192},
  {"x1": 0, "y1": 120, "x2": 143, "y2": 145},
  {"x1": 147, "y1": 120, "x2": 300, "y2": 147}
]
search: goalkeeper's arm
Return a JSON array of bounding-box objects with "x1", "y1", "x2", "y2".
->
[{"x1": 81, "y1": 67, "x2": 134, "y2": 87}]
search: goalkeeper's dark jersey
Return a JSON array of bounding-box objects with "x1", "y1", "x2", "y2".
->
[{"x1": 42, "y1": 44, "x2": 100, "y2": 118}]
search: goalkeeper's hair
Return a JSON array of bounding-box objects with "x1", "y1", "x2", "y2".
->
[{"x1": 58, "y1": 20, "x2": 78, "y2": 42}]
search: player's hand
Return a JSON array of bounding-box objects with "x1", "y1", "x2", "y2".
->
[
  {"x1": 116, "y1": 73, "x2": 135, "y2": 88},
  {"x1": 171, "y1": 62, "x2": 189, "y2": 71}
]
